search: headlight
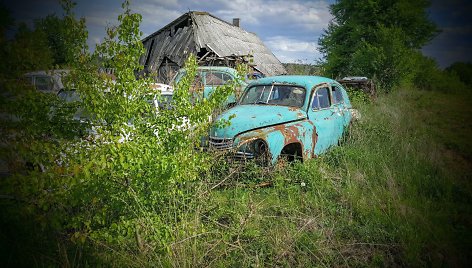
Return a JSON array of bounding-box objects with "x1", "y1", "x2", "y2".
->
[{"x1": 253, "y1": 139, "x2": 267, "y2": 155}]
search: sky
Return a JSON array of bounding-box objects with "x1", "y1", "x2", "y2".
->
[{"x1": 3, "y1": 0, "x2": 471, "y2": 68}]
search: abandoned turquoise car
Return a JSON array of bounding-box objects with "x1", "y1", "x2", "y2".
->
[
  {"x1": 209, "y1": 75, "x2": 354, "y2": 164},
  {"x1": 173, "y1": 66, "x2": 247, "y2": 105}
]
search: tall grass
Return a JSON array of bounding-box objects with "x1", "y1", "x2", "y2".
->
[
  {"x1": 2, "y1": 87, "x2": 470, "y2": 267},
  {"x1": 145, "y1": 87, "x2": 471, "y2": 267}
]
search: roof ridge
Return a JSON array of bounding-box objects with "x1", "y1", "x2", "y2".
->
[
  {"x1": 192, "y1": 11, "x2": 239, "y2": 28},
  {"x1": 143, "y1": 11, "x2": 245, "y2": 42},
  {"x1": 142, "y1": 11, "x2": 194, "y2": 42}
]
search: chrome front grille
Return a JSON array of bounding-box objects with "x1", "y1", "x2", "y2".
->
[
  {"x1": 232, "y1": 151, "x2": 255, "y2": 160},
  {"x1": 209, "y1": 136, "x2": 233, "y2": 150},
  {"x1": 208, "y1": 137, "x2": 259, "y2": 163}
]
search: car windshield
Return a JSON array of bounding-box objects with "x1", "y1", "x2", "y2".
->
[
  {"x1": 173, "y1": 70, "x2": 204, "y2": 88},
  {"x1": 156, "y1": 94, "x2": 173, "y2": 109},
  {"x1": 240, "y1": 84, "x2": 306, "y2": 107},
  {"x1": 58, "y1": 90, "x2": 80, "y2": 102},
  {"x1": 146, "y1": 93, "x2": 174, "y2": 110},
  {"x1": 174, "y1": 69, "x2": 233, "y2": 87},
  {"x1": 34, "y1": 76, "x2": 54, "y2": 91}
]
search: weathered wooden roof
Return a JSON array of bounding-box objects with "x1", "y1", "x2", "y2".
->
[{"x1": 141, "y1": 11, "x2": 286, "y2": 76}]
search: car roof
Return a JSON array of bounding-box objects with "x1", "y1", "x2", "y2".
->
[
  {"x1": 24, "y1": 69, "x2": 69, "y2": 77},
  {"x1": 177, "y1": 66, "x2": 237, "y2": 73},
  {"x1": 248, "y1": 75, "x2": 337, "y2": 89},
  {"x1": 196, "y1": 66, "x2": 236, "y2": 72}
]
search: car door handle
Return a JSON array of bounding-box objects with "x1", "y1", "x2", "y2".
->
[{"x1": 331, "y1": 109, "x2": 342, "y2": 116}]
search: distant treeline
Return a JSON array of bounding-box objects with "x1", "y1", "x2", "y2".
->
[{"x1": 282, "y1": 63, "x2": 322, "y2": 76}]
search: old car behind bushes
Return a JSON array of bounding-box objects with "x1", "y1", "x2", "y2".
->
[
  {"x1": 23, "y1": 70, "x2": 69, "y2": 93},
  {"x1": 209, "y1": 75, "x2": 355, "y2": 164},
  {"x1": 173, "y1": 66, "x2": 248, "y2": 106},
  {"x1": 337, "y1": 76, "x2": 376, "y2": 96}
]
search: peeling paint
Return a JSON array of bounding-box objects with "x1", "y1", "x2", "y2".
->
[{"x1": 210, "y1": 75, "x2": 353, "y2": 164}]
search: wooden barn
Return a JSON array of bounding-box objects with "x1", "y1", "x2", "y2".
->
[{"x1": 140, "y1": 11, "x2": 286, "y2": 83}]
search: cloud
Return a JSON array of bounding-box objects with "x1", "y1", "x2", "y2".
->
[
  {"x1": 208, "y1": 0, "x2": 332, "y2": 31},
  {"x1": 86, "y1": 12, "x2": 121, "y2": 28},
  {"x1": 3, "y1": 0, "x2": 63, "y2": 27},
  {"x1": 265, "y1": 36, "x2": 318, "y2": 53},
  {"x1": 4, "y1": 0, "x2": 333, "y2": 62},
  {"x1": 264, "y1": 36, "x2": 322, "y2": 63},
  {"x1": 134, "y1": 5, "x2": 182, "y2": 36},
  {"x1": 79, "y1": 1, "x2": 181, "y2": 48},
  {"x1": 92, "y1": 36, "x2": 101, "y2": 45}
]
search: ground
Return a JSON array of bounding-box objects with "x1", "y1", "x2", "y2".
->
[{"x1": 1, "y1": 85, "x2": 471, "y2": 266}]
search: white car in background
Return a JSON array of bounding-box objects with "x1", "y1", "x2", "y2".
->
[
  {"x1": 55, "y1": 82, "x2": 180, "y2": 142},
  {"x1": 24, "y1": 70, "x2": 69, "y2": 93},
  {"x1": 149, "y1": 83, "x2": 173, "y2": 110}
]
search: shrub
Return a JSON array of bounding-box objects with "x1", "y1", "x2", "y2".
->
[
  {"x1": 446, "y1": 62, "x2": 472, "y2": 86},
  {"x1": 0, "y1": 1, "x2": 240, "y2": 264},
  {"x1": 412, "y1": 54, "x2": 467, "y2": 92}
]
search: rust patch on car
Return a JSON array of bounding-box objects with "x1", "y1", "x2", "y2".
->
[
  {"x1": 273, "y1": 124, "x2": 300, "y2": 146},
  {"x1": 307, "y1": 121, "x2": 318, "y2": 158}
]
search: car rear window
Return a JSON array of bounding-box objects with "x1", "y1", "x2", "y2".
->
[
  {"x1": 312, "y1": 87, "x2": 330, "y2": 109},
  {"x1": 332, "y1": 86, "x2": 344, "y2": 104}
]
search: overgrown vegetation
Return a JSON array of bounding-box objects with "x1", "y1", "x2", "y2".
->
[
  {"x1": 282, "y1": 63, "x2": 322, "y2": 76},
  {"x1": 0, "y1": 0, "x2": 86, "y2": 77},
  {"x1": 136, "y1": 86, "x2": 469, "y2": 267},
  {"x1": 318, "y1": 0, "x2": 439, "y2": 91},
  {"x1": 1, "y1": 0, "x2": 471, "y2": 267},
  {"x1": 1, "y1": 1, "x2": 236, "y2": 265},
  {"x1": 446, "y1": 62, "x2": 472, "y2": 86}
]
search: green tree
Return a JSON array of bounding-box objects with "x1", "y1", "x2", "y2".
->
[
  {"x1": 0, "y1": 0, "x2": 86, "y2": 77},
  {"x1": 0, "y1": 5, "x2": 52, "y2": 76},
  {"x1": 446, "y1": 62, "x2": 472, "y2": 86},
  {"x1": 34, "y1": 15, "x2": 73, "y2": 66},
  {"x1": 319, "y1": 0, "x2": 438, "y2": 90},
  {"x1": 34, "y1": 0, "x2": 88, "y2": 66},
  {"x1": 2, "y1": 23, "x2": 54, "y2": 76},
  {"x1": 411, "y1": 54, "x2": 467, "y2": 91}
]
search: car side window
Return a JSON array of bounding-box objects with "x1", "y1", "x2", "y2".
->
[
  {"x1": 312, "y1": 87, "x2": 330, "y2": 110},
  {"x1": 205, "y1": 72, "x2": 222, "y2": 85},
  {"x1": 205, "y1": 72, "x2": 233, "y2": 86},
  {"x1": 221, "y1": 73, "x2": 233, "y2": 83},
  {"x1": 332, "y1": 85, "x2": 344, "y2": 104},
  {"x1": 34, "y1": 76, "x2": 53, "y2": 91}
]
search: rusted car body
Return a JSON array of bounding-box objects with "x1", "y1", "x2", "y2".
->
[
  {"x1": 209, "y1": 75, "x2": 353, "y2": 164},
  {"x1": 338, "y1": 76, "x2": 376, "y2": 96}
]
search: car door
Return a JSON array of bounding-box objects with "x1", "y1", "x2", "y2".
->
[
  {"x1": 330, "y1": 83, "x2": 349, "y2": 138},
  {"x1": 308, "y1": 85, "x2": 338, "y2": 155}
]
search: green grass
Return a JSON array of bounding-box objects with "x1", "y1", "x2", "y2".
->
[
  {"x1": 156, "y1": 87, "x2": 472, "y2": 267},
  {"x1": 1, "y1": 86, "x2": 471, "y2": 267}
]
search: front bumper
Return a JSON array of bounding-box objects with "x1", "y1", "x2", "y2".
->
[{"x1": 208, "y1": 136, "x2": 256, "y2": 161}]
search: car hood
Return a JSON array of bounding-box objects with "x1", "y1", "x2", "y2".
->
[{"x1": 211, "y1": 105, "x2": 306, "y2": 138}]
